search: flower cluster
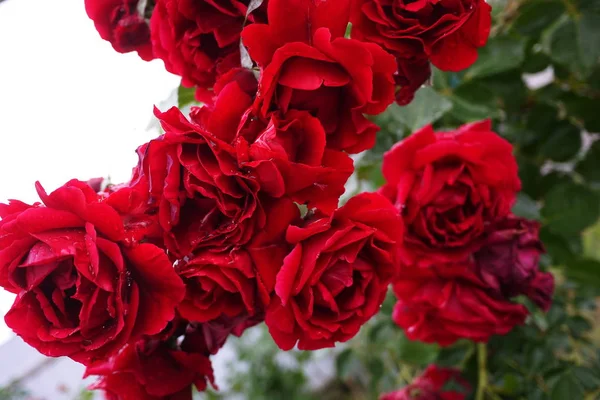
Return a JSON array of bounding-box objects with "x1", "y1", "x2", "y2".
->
[
  {"x1": 381, "y1": 121, "x2": 554, "y2": 346},
  {"x1": 0, "y1": 0, "x2": 557, "y2": 399},
  {"x1": 85, "y1": 0, "x2": 491, "y2": 107}
]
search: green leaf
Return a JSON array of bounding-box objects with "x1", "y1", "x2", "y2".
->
[
  {"x1": 546, "y1": 17, "x2": 587, "y2": 78},
  {"x1": 576, "y1": 140, "x2": 600, "y2": 184},
  {"x1": 577, "y1": 13, "x2": 600, "y2": 70},
  {"x1": 448, "y1": 82, "x2": 502, "y2": 122},
  {"x1": 540, "y1": 227, "x2": 577, "y2": 265},
  {"x1": 566, "y1": 259, "x2": 600, "y2": 287},
  {"x1": 389, "y1": 87, "x2": 452, "y2": 132},
  {"x1": 512, "y1": 0, "x2": 565, "y2": 37},
  {"x1": 538, "y1": 121, "x2": 582, "y2": 162},
  {"x1": 178, "y1": 85, "x2": 197, "y2": 108},
  {"x1": 512, "y1": 193, "x2": 541, "y2": 220},
  {"x1": 572, "y1": 366, "x2": 600, "y2": 391},
  {"x1": 550, "y1": 372, "x2": 585, "y2": 400},
  {"x1": 561, "y1": 94, "x2": 600, "y2": 132},
  {"x1": 542, "y1": 182, "x2": 600, "y2": 236},
  {"x1": 397, "y1": 334, "x2": 439, "y2": 366},
  {"x1": 465, "y1": 36, "x2": 526, "y2": 80}
]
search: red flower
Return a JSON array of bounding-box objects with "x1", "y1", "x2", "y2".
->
[
  {"x1": 392, "y1": 264, "x2": 528, "y2": 346},
  {"x1": 474, "y1": 215, "x2": 554, "y2": 311},
  {"x1": 380, "y1": 365, "x2": 471, "y2": 400},
  {"x1": 150, "y1": 0, "x2": 266, "y2": 96},
  {"x1": 242, "y1": 0, "x2": 397, "y2": 153},
  {"x1": 350, "y1": 0, "x2": 491, "y2": 103},
  {"x1": 266, "y1": 192, "x2": 402, "y2": 350},
  {"x1": 85, "y1": 0, "x2": 154, "y2": 61},
  {"x1": 0, "y1": 180, "x2": 184, "y2": 365},
  {"x1": 176, "y1": 198, "x2": 298, "y2": 324},
  {"x1": 380, "y1": 120, "x2": 521, "y2": 268},
  {"x1": 85, "y1": 338, "x2": 214, "y2": 400},
  {"x1": 236, "y1": 110, "x2": 354, "y2": 213},
  {"x1": 131, "y1": 106, "x2": 268, "y2": 259}
]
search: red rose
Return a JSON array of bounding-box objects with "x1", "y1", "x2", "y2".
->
[
  {"x1": 190, "y1": 70, "x2": 354, "y2": 212},
  {"x1": 392, "y1": 264, "x2": 528, "y2": 346},
  {"x1": 150, "y1": 0, "x2": 266, "y2": 96},
  {"x1": 85, "y1": 338, "x2": 214, "y2": 400},
  {"x1": 236, "y1": 109, "x2": 355, "y2": 213},
  {"x1": 474, "y1": 215, "x2": 554, "y2": 311},
  {"x1": 131, "y1": 106, "x2": 267, "y2": 259},
  {"x1": 380, "y1": 365, "x2": 471, "y2": 400},
  {"x1": 0, "y1": 180, "x2": 184, "y2": 365},
  {"x1": 394, "y1": 57, "x2": 431, "y2": 106},
  {"x1": 266, "y1": 192, "x2": 402, "y2": 350},
  {"x1": 176, "y1": 198, "x2": 298, "y2": 324},
  {"x1": 242, "y1": 0, "x2": 397, "y2": 153},
  {"x1": 85, "y1": 0, "x2": 154, "y2": 61},
  {"x1": 380, "y1": 120, "x2": 521, "y2": 268},
  {"x1": 350, "y1": 0, "x2": 491, "y2": 103}
]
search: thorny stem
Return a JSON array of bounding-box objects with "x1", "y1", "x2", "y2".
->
[{"x1": 476, "y1": 343, "x2": 488, "y2": 400}]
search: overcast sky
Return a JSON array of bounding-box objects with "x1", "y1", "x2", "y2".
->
[{"x1": 0, "y1": 0, "x2": 180, "y2": 344}]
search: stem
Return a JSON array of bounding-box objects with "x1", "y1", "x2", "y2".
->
[{"x1": 476, "y1": 343, "x2": 488, "y2": 400}]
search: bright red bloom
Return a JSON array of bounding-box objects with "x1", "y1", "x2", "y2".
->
[
  {"x1": 0, "y1": 180, "x2": 184, "y2": 365},
  {"x1": 380, "y1": 120, "x2": 521, "y2": 268},
  {"x1": 242, "y1": 0, "x2": 397, "y2": 153},
  {"x1": 380, "y1": 365, "x2": 471, "y2": 400},
  {"x1": 176, "y1": 198, "x2": 298, "y2": 324},
  {"x1": 85, "y1": 338, "x2": 214, "y2": 400},
  {"x1": 392, "y1": 263, "x2": 528, "y2": 346},
  {"x1": 266, "y1": 192, "x2": 402, "y2": 350},
  {"x1": 131, "y1": 106, "x2": 267, "y2": 259},
  {"x1": 351, "y1": 0, "x2": 492, "y2": 103},
  {"x1": 85, "y1": 0, "x2": 154, "y2": 61},
  {"x1": 150, "y1": 0, "x2": 267, "y2": 96}
]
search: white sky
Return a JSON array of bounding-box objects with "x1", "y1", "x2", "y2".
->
[{"x1": 0, "y1": 0, "x2": 180, "y2": 344}]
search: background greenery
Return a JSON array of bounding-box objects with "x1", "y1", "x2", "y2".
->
[{"x1": 198, "y1": 0, "x2": 600, "y2": 399}]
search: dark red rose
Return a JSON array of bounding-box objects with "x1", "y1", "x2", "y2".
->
[
  {"x1": 150, "y1": 0, "x2": 266, "y2": 96},
  {"x1": 380, "y1": 120, "x2": 521, "y2": 268},
  {"x1": 131, "y1": 106, "x2": 268, "y2": 259},
  {"x1": 181, "y1": 312, "x2": 264, "y2": 355},
  {"x1": 350, "y1": 0, "x2": 491, "y2": 103},
  {"x1": 392, "y1": 264, "x2": 528, "y2": 346},
  {"x1": 394, "y1": 57, "x2": 431, "y2": 106},
  {"x1": 266, "y1": 192, "x2": 402, "y2": 350},
  {"x1": 474, "y1": 215, "x2": 554, "y2": 311},
  {"x1": 85, "y1": 0, "x2": 154, "y2": 61},
  {"x1": 0, "y1": 180, "x2": 184, "y2": 365},
  {"x1": 176, "y1": 198, "x2": 298, "y2": 324},
  {"x1": 380, "y1": 365, "x2": 471, "y2": 400},
  {"x1": 242, "y1": 0, "x2": 397, "y2": 154},
  {"x1": 85, "y1": 338, "x2": 214, "y2": 400}
]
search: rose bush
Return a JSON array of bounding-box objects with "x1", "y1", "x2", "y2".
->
[{"x1": 381, "y1": 365, "x2": 471, "y2": 400}]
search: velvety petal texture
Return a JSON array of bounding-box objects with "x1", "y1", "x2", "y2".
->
[
  {"x1": 380, "y1": 365, "x2": 471, "y2": 400},
  {"x1": 350, "y1": 0, "x2": 492, "y2": 103},
  {"x1": 0, "y1": 180, "x2": 185, "y2": 365},
  {"x1": 242, "y1": 0, "x2": 397, "y2": 154},
  {"x1": 380, "y1": 120, "x2": 521, "y2": 268},
  {"x1": 85, "y1": 0, "x2": 154, "y2": 60},
  {"x1": 266, "y1": 192, "x2": 403, "y2": 350},
  {"x1": 85, "y1": 337, "x2": 214, "y2": 400},
  {"x1": 392, "y1": 264, "x2": 529, "y2": 346},
  {"x1": 150, "y1": 0, "x2": 267, "y2": 96}
]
